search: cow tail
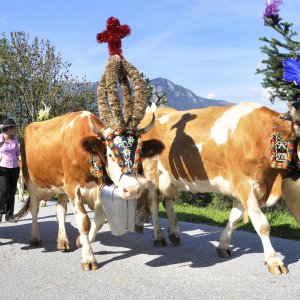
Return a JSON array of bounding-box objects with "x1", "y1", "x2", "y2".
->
[{"x1": 13, "y1": 197, "x2": 30, "y2": 219}]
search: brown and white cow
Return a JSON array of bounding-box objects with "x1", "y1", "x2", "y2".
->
[
  {"x1": 137, "y1": 102, "x2": 300, "y2": 275},
  {"x1": 17, "y1": 110, "x2": 159, "y2": 271}
]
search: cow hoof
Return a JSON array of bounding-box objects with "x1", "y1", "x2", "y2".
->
[
  {"x1": 57, "y1": 240, "x2": 71, "y2": 251},
  {"x1": 135, "y1": 224, "x2": 144, "y2": 233},
  {"x1": 168, "y1": 234, "x2": 180, "y2": 245},
  {"x1": 81, "y1": 261, "x2": 99, "y2": 271},
  {"x1": 266, "y1": 263, "x2": 289, "y2": 275},
  {"x1": 30, "y1": 239, "x2": 43, "y2": 247},
  {"x1": 76, "y1": 236, "x2": 82, "y2": 248},
  {"x1": 216, "y1": 247, "x2": 231, "y2": 258},
  {"x1": 154, "y1": 239, "x2": 167, "y2": 247}
]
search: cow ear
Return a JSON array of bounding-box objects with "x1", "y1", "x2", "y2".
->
[
  {"x1": 141, "y1": 139, "x2": 165, "y2": 158},
  {"x1": 81, "y1": 136, "x2": 106, "y2": 155}
]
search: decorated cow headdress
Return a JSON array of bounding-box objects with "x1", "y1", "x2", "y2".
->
[
  {"x1": 92, "y1": 17, "x2": 154, "y2": 175},
  {"x1": 258, "y1": 1, "x2": 300, "y2": 109},
  {"x1": 258, "y1": 1, "x2": 300, "y2": 169}
]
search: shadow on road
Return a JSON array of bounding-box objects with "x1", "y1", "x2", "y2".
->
[
  {"x1": 1, "y1": 216, "x2": 300, "y2": 270},
  {"x1": 95, "y1": 221, "x2": 300, "y2": 270},
  {"x1": 0, "y1": 220, "x2": 79, "y2": 252}
]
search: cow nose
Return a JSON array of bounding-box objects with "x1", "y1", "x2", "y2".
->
[{"x1": 123, "y1": 185, "x2": 141, "y2": 197}]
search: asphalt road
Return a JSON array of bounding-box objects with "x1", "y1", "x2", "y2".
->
[{"x1": 1, "y1": 198, "x2": 300, "y2": 300}]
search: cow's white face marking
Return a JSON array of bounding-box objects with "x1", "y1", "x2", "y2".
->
[
  {"x1": 210, "y1": 102, "x2": 262, "y2": 145},
  {"x1": 65, "y1": 111, "x2": 91, "y2": 129},
  {"x1": 157, "y1": 114, "x2": 170, "y2": 124},
  {"x1": 105, "y1": 145, "x2": 145, "y2": 200},
  {"x1": 106, "y1": 147, "x2": 125, "y2": 184}
]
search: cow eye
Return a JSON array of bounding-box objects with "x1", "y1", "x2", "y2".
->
[{"x1": 108, "y1": 153, "x2": 115, "y2": 161}]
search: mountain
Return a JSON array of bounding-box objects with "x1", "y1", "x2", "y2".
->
[
  {"x1": 149, "y1": 77, "x2": 233, "y2": 110},
  {"x1": 90, "y1": 77, "x2": 233, "y2": 111}
]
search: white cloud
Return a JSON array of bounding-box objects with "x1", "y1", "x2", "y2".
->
[
  {"x1": 248, "y1": 85, "x2": 288, "y2": 112},
  {"x1": 206, "y1": 92, "x2": 216, "y2": 99},
  {"x1": 249, "y1": 86, "x2": 270, "y2": 102}
]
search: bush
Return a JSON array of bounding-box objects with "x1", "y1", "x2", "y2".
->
[
  {"x1": 178, "y1": 192, "x2": 233, "y2": 209},
  {"x1": 263, "y1": 198, "x2": 290, "y2": 213},
  {"x1": 210, "y1": 193, "x2": 234, "y2": 210},
  {"x1": 177, "y1": 192, "x2": 290, "y2": 213},
  {"x1": 178, "y1": 192, "x2": 212, "y2": 207},
  {"x1": 178, "y1": 192, "x2": 234, "y2": 209}
]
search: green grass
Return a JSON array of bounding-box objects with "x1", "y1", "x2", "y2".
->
[{"x1": 158, "y1": 202, "x2": 300, "y2": 241}]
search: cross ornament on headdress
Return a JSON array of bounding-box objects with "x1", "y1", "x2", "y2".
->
[{"x1": 96, "y1": 16, "x2": 131, "y2": 59}]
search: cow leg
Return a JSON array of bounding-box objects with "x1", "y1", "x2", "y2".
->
[
  {"x1": 29, "y1": 195, "x2": 42, "y2": 247},
  {"x1": 88, "y1": 199, "x2": 105, "y2": 244},
  {"x1": 217, "y1": 198, "x2": 244, "y2": 257},
  {"x1": 164, "y1": 197, "x2": 180, "y2": 245},
  {"x1": 135, "y1": 208, "x2": 145, "y2": 233},
  {"x1": 148, "y1": 185, "x2": 166, "y2": 247},
  {"x1": 56, "y1": 194, "x2": 70, "y2": 251},
  {"x1": 69, "y1": 190, "x2": 98, "y2": 271},
  {"x1": 247, "y1": 190, "x2": 288, "y2": 275},
  {"x1": 151, "y1": 200, "x2": 167, "y2": 247},
  {"x1": 135, "y1": 189, "x2": 152, "y2": 233}
]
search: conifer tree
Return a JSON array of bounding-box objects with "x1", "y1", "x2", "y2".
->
[{"x1": 256, "y1": 0, "x2": 300, "y2": 107}]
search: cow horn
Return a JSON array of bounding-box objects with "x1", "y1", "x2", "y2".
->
[
  {"x1": 89, "y1": 115, "x2": 104, "y2": 137},
  {"x1": 139, "y1": 113, "x2": 155, "y2": 134}
]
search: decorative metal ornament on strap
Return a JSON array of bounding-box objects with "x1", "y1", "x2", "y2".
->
[
  {"x1": 270, "y1": 127, "x2": 298, "y2": 170},
  {"x1": 106, "y1": 130, "x2": 142, "y2": 174},
  {"x1": 89, "y1": 155, "x2": 104, "y2": 179}
]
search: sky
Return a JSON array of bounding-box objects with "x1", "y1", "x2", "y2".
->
[{"x1": 1, "y1": 0, "x2": 300, "y2": 112}]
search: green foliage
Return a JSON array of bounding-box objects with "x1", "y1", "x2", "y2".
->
[
  {"x1": 178, "y1": 191, "x2": 233, "y2": 210},
  {"x1": 178, "y1": 191, "x2": 212, "y2": 207},
  {"x1": 256, "y1": 19, "x2": 300, "y2": 105},
  {"x1": 158, "y1": 202, "x2": 230, "y2": 227},
  {"x1": 263, "y1": 198, "x2": 290, "y2": 213},
  {"x1": 178, "y1": 191, "x2": 289, "y2": 213},
  {"x1": 0, "y1": 32, "x2": 97, "y2": 137},
  {"x1": 158, "y1": 202, "x2": 300, "y2": 240},
  {"x1": 210, "y1": 192, "x2": 234, "y2": 210},
  {"x1": 141, "y1": 72, "x2": 168, "y2": 107}
]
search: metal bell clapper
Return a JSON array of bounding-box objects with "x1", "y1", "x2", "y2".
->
[{"x1": 99, "y1": 184, "x2": 137, "y2": 236}]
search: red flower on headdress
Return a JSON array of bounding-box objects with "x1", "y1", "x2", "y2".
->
[{"x1": 96, "y1": 17, "x2": 131, "y2": 58}]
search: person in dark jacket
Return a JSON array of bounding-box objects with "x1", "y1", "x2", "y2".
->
[{"x1": 0, "y1": 118, "x2": 20, "y2": 223}]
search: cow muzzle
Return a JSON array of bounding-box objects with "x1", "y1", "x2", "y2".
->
[{"x1": 118, "y1": 173, "x2": 146, "y2": 199}]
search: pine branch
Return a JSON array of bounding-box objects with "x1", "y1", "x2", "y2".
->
[{"x1": 257, "y1": 16, "x2": 300, "y2": 105}]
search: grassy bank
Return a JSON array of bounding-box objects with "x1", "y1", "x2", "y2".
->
[{"x1": 158, "y1": 202, "x2": 300, "y2": 241}]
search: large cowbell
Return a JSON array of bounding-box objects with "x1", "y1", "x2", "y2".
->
[
  {"x1": 100, "y1": 184, "x2": 137, "y2": 236},
  {"x1": 113, "y1": 133, "x2": 138, "y2": 172}
]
